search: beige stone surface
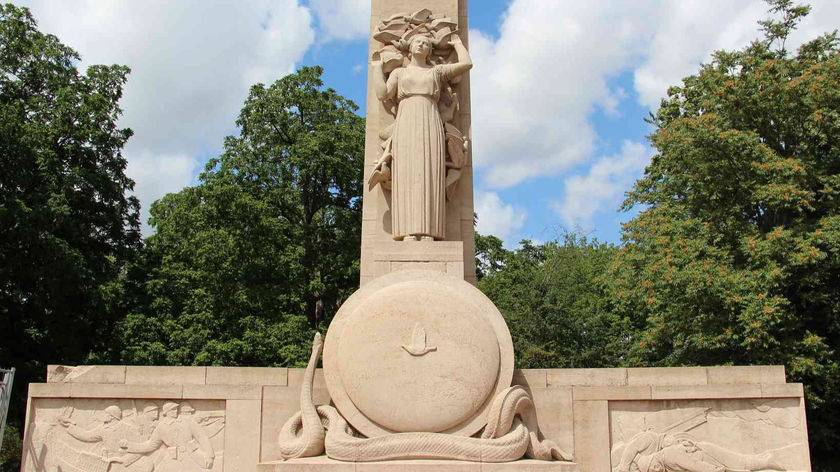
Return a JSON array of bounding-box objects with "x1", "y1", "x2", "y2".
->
[
  {"x1": 650, "y1": 384, "x2": 763, "y2": 400},
  {"x1": 547, "y1": 369, "x2": 626, "y2": 387},
  {"x1": 125, "y1": 365, "x2": 207, "y2": 385},
  {"x1": 207, "y1": 366, "x2": 288, "y2": 386},
  {"x1": 47, "y1": 365, "x2": 126, "y2": 384},
  {"x1": 22, "y1": 398, "x2": 225, "y2": 472},
  {"x1": 626, "y1": 367, "x2": 707, "y2": 386},
  {"x1": 706, "y1": 365, "x2": 786, "y2": 384},
  {"x1": 68, "y1": 382, "x2": 184, "y2": 399},
  {"x1": 528, "y1": 388, "x2": 574, "y2": 457},
  {"x1": 258, "y1": 457, "x2": 580, "y2": 472},
  {"x1": 513, "y1": 369, "x2": 547, "y2": 389},
  {"x1": 609, "y1": 398, "x2": 810, "y2": 472},
  {"x1": 572, "y1": 401, "x2": 610, "y2": 472},
  {"x1": 361, "y1": 0, "x2": 476, "y2": 284},
  {"x1": 573, "y1": 386, "x2": 652, "y2": 401},
  {"x1": 323, "y1": 270, "x2": 513, "y2": 438},
  {"x1": 22, "y1": 365, "x2": 808, "y2": 471},
  {"x1": 224, "y1": 399, "x2": 262, "y2": 472},
  {"x1": 761, "y1": 382, "x2": 804, "y2": 397},
  {"x1": 183, "y1": 383, "x2": 262, "y2": 400},
  {"x1": 261, "y1": 384, "x2": 332, "y2": 462}
]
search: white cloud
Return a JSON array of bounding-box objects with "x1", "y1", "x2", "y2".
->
[
  {"x1": 469, "y1": 1, "x2": 657, "y2": 189},
  {"x1": 16, "y1": 0, "x2": 315, "y2": 232},
  {"x1": 475, "y1": 191, "x2": 527, "y2": 244},
  {"x1": 553, "y1": 141, "x2": 650, "y2": 230},
  {"x1": 126, "y1": 152, "x2": 197, "y2": 226},
  {"x1": 635, "y1": 0, "x2": 840, "y2": 109},
  {"x1": 310, "y1": 0, "x2": 370, "y2": 42}
]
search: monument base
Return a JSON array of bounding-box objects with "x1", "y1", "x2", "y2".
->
[
  {"x1": 257, "y1": 457, "x2": 581, "y2": 471},
  {"x1": 20, "y1": 365, "x2": 811, "y2": 472}
]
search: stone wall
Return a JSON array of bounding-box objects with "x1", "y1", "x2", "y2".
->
[{"x1": 20, "y1": 365, "x2": 810, "y2": 471}]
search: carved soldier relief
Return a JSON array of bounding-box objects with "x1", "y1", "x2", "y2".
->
[
  {"x1": 24, "y1": 399, "x2": 224, "y2": 472},
  {"x1": 368, "y1": 9, "x2": 471, "y2": 242},
  {"x1": 609, "y1": 399, "x2": 810, "y2": 472}
]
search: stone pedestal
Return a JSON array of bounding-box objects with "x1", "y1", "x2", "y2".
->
[
  {"x1": 20, "y1": 364, "x2": 812, "y2": 472},
  {"x1": 257, "y1": 457, "x2": 581, "y2": 471},
  {"x1": 360, "y1": 0, "x2": 477, "y2": 286},
  {"x1": 362, "y1": 240, "x2": 466, "y2": 286}
]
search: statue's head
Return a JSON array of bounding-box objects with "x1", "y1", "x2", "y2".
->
[
  {"x1": 103, "y1": 405, "x2": 122, "y2": 423},
  {"x1": 162, "y1": 401, "x2": 180, "y2": 419},
  {"x1": 408, "y1": 35, "x2": 433, "y2": 61},
  {"x1": 142, "y1": 404, "x2": 159, "y2": 421}
]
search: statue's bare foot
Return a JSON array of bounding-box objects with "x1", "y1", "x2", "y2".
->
[{"x1": 420, "y1": 236, "x2": 434, "y2": 241}]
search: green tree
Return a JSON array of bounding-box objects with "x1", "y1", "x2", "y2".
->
[
  {"x1": 478, "y1": 234, "x2": 631, "y2": 368},
  {"x1": 610, "y1": 2, "x2": 840, "y2": 468},
  {"x1": 0, "y1": 6, "x2": 140, "y2": 468},
  {"x1": 119, "y1": 66, "x2": 364, "y2": 367}
]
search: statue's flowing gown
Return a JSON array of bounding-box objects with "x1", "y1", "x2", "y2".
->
[{"x1": 387, "y1": 64, "x2": 457, "y2": 240}]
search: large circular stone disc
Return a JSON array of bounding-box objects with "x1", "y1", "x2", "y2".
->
[{"x1": 323, "y1": 270, "x2": 514, "y2": 438}]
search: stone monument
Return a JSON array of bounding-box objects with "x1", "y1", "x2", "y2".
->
[{"x1": 19, "y1": 0, "x2": 813, "y2": 471}]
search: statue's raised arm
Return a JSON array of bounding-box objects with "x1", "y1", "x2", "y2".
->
[{"x1": 368, "y1": 9, "x2": 472, "y2": 241}]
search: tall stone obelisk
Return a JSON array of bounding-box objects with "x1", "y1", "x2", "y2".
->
[{"x1": 359, "y1": 0, "x2": 476, "y2": 286}]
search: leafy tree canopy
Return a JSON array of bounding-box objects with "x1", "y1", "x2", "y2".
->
[
  {"x1": 477, "y1": 233, "x2": 632, "y2": 369},
  {"x1": 610, "y1": 1, "x2": 840, "y2": 466},
  {"x1": 118, "y1": 66, "x2": 364, "y2": 367},
  {"x1": 0, "y1": 0, "x2": 140, "y2": 414}
]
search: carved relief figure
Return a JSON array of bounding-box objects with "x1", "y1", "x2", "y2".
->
[
  {"x1": 57, "y1": 405, "x2": 152, "y2": 471},
  {"x1": 120, "y1": 401, "x2": 215, "y2": 472},
  {"x1": 369, "y1": 9, "x2": 472, "y2": 241},
  {"x1": 23, "y1": 399, "x2": 224, "y2": 472},
  {"x1": 610, "y1": 400, "x2": 807, "y2": 472},
  {"x1": 615, "y1": 429, "x2": 786, "y2": 472}
]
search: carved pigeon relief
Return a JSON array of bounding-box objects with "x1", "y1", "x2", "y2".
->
[{"x1": 402, "y1": 323, "x2": 437, "y2": 356}]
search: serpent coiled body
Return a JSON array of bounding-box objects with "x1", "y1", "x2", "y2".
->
[
  {"x1": 278, "y1": 333, "x2": 572, "y2": 463},
  {"x1": 277, "y1": 333, "x2": 325, "y2": 459}
]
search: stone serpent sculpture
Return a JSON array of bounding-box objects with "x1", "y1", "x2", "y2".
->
[{"x1": 278, "y1": 333, "x2": 573, "y2": 463}]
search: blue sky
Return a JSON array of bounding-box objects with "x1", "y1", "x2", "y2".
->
[{"x1": 17, "y1": 0, "x2": 840, "y2": 246}]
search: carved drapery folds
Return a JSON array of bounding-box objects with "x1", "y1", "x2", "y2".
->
[{"x1": 369, "y1": 9, "x2": 470, "y2": 241}]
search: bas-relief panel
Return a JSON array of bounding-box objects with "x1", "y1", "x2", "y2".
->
[
  {"x1": 609, "y1": 399, "x2": 809, "y2": 472},
  {"x1": 23, "y1": 399, "x2": 224, "y2": 472}
]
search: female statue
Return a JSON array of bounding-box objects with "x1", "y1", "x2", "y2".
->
[{"x1": 370, "y1": 27, "x2": 472, "y2": 242}]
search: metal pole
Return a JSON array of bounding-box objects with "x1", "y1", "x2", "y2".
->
[{"x1": 0, "y1": 367, "x2": 15, "y2": 453}]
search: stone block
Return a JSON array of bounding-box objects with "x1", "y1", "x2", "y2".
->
[
  {"x1": 258, "y1": 458, "x2": 355, "y2": 472},
  {"x1": 288, "y1": 368, "x2": 327, "y2": 389},
  {"x1": 28, "y1": 382, "x2": 72, "y2": 398},
  {"x1": 626, "y1": 367, "x2": 708, "y2": 386},
  {"x1": 529, "y1": 387, "x2": 574, "y2": 456},
  {"x1": 183, "y1": 383, "x2": 262, "y2": 400},
  {"x1": 650, "y1": 384, "x2": 762, "y2": 400},
  {"x1": 706, "y1": 365, "x2": 786, "y2": 384},
  {"x1": 513, "y1": 369, "x2": 547, "y2": 389},
  {"x1": 69, "y1": 382, "x2": 183, "y2": 399},
  {"x1": 482, "y1": 461, "x2": 580, "y2": 472},
  {"x1": 356, "y1": 460, "x2": 481, "y2": 472},
  {"x1": 224, "y1": 399, "x2": 262, "y2": 472},
  {"x1": 547, "y1": 368, "x2": 626, "y2": 387},
  {"x1": 47, "y1": 365, "x2": 126, "y2": 384},
  {"x1": 572, "y1": 386, "x2": 651, "y2": 401},
  {"x1": 206, "y1": 366, "x2": 288, "y2": 386},
  {"x1": 125, "y1": 365, "x2": 206, "y2": 385},
  {"x1": 761, "y1": 382, "x2": 804, "y2": 398},
  {"x1": 572, "y1": 401, "x2": 610, "y2": 472},
  {"x1": 391, "y1": 261, "x2": 446, "y2": 272}
]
